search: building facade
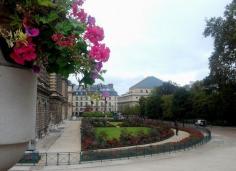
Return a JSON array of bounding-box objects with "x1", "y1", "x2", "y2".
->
[
  {"x1": 36, "y1": 67, "x2": 50, "y2": 139},
  {"x1": 73, "y1": 84, "x2": 118, "y2": 114},
  {"x1": 49, "y1": 73, "x2": 69, "y2": 125},
  {"x1": 67, "y1": 82, "x2": 74, "y2": 119},
  {"x1": 118, "y1": 76, "x2": 163, "y2": 111}
]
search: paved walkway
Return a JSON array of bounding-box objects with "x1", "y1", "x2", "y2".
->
[
  {"x1": 47, "y1": 120, "x2": 81, "y2": 153},
  {"x1": 34, "y1": 120, "x2": 81, "y2": 167}
]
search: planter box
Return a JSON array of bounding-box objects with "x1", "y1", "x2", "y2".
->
[{"x1": 0, "y1": 50, "x2": 37, "y2": 170}]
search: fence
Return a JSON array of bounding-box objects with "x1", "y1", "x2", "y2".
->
[
  {"x1": 17, "y1": 152, "x2": 81, "y2": 166},
  {"x1": 17, "y1": 126, "x2": 211, "y2": 166}
]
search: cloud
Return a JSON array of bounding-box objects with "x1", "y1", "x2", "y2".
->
[{"x1": 69, "y1": 0, "x2": 232, "y2": 95}]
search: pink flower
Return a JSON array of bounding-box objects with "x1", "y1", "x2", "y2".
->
[
  {"x1": 51, "y1": 34, "x2": 76, "y2": 47},
  {"x1": 76, "y1": 9, "x2": 87, "y2": 23},
  {"x1": 10, "y1": 41, "x2": 37, "y2": 65},
  {"x1": 25, "y1": 27, "x2": 40, "y2": 37},
  {"x1": 102, "y1": 91, "x2": 110, "y2": 98},
  {"x1": 91, "y1": 71, "x2": 99, "y2": 80},
  {"x1": 95, "y1": 62, "x2": 103, "y2": 72},
  {"x1": 51, "y1": 33, "x2": 64, "y2": 41},
  {"x1": 84, "y1": 26, "x2": 104, "y2": 44},
  {"x1": 89, "y1": 44, "x2": 110, "y2": 62},
  {"x1": 87, "y1": 16, "x2": 96, "y2": 26},
  {"x1": 77, "y1": 0, "x2": 85, "y2": 6},
  {"x1": 72, "y1": 2, "x2": 79, "y2": 16}
]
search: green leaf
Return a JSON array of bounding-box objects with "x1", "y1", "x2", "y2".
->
[
  {"x1": 55, "y1": 20, "x2": 74, "y2": 35},
  {"x1": 35, "y1": 11, "x2": 59, "y2": 24},
  {"x1": 37, "y1": 0, "x2": 54, "y2": 7}
]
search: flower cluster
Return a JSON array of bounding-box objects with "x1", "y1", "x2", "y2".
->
[
  {"x1": 10, "y1": 39, "x2": 36, "y2": 65},
  {"x1": 70, "y1": 0, "x2": 110, "y2": 81},
  {"x1": 0, "y1": 0, "x2": 110, "y2": 85},
  {"x1": 51, "y1": 33, "x2": 76, "y2": 47}
]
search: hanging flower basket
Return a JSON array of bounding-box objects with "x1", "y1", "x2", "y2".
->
[{"x1": 0, "y1": 0, "x2": 110, "y2": 84}]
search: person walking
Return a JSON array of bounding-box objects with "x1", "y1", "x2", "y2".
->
[{"x1": 174, "y1": 120, "x2": 179, "y2": 136}]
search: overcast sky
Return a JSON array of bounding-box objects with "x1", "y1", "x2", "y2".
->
[{"x1": 69, "y1": 0, "x2": 232, "y2": 95}]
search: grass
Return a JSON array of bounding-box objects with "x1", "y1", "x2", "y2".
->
[
  {"x1": 108, "y1": 121, "x2": 123, "y2": 126},
  {"x1": 95, "y1": 127, "x2": 152, "y2": 140}
]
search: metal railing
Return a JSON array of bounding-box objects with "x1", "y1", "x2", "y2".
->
[{"x1": 17, "y1": 152, "x2": 80, "y2": 166}]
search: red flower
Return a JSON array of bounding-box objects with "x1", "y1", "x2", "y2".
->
[
  {"x1": 10, "y1": 41, "x2": 37, "y2": 65},
  {"x1": 51, "y1": 33, "x2": 76, "y2": 47}
]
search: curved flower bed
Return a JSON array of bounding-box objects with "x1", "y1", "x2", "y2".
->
[
  {"x1": 81, "y1": 118, "x2": 174, "y2": 150},
  {"x1": 80, "y1": 125, "x2": 210, "y2": 162}
]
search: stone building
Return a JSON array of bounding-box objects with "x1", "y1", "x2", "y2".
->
[
  {"x1": 73, "y1": 84, "x2": 118, "y2": 114},
  {"x1": 49, "y1": 73, "x2": 69, "y2": 125},
  {"x1": 118, "y1": 76, "x2": 163, "y2": 111},
  {"x1": 36, "y1": 67, "x2": 50, "y2": 139},
  {"x1": 67, "y1": 82, "x2": 74, "y2": 119}
]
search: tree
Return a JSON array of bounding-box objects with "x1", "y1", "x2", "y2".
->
[
  {"x1": 122, "y1": 105, "x2": 140, "y2": 116},
  {"x1": 172, "y1": 88, "x2": 192, "y2": 121},
  {"x1": 204, "y1": 0, "x2": 236, "y2": 87},
  {"x1": 145, "y1": 92, "x2": 162, "y2": 119},
  {"x1": 154, "y1": 81, "x2": 179, "y2": 96},
  {"x1": 139, "y1": 96, "x2": 147, "y2": 117},
  {"x1": 203, "y1": 0, "x2": 236, "y2": 125},
  {"x1": 161, "y1": 95, "x2": 174, "y2": 120}
]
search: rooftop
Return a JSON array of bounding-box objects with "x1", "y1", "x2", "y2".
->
[
  {"x1": 130, "y1": 76, "x2": 163, "y2": 90},
  {"x1": 73, "y1": 84, "x2": 118, "y2": 96}
]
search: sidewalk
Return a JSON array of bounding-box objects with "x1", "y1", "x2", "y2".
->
[{"x1": 47, "y1": 120, "x2": 81, "y2": 153}]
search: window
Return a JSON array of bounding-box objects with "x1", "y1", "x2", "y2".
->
[
  {"x1": 146, "y1": 90, "x2": 148, "y2": 93},
  {"x1": 76, "y1": 97, "x2": 78, "y2": 101},
  {"x1": 85, "y1": 102, "x2": 88, "y2": 106},
  {"x1": 76, "y1": 102, "x2": 78, "y2": 106},
  {"x1": 109, "y1": 102, "x2": 111, "y2": 107},
  {"x1": 80, "y1": 102, "x2": 83, "y2": 106},
  {"x1": 140, "y1": 89, "x2": 143, "y2": 93},
  {"x1": 80, "y1": 97, "x2": 83, "y2": 100}
]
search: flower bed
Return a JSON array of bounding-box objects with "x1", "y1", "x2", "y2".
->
[
  {"x1": 81, "y1": 125, "x2": 207, "y2": 162},
  {"x1": 81, "y1": 118, "x2": 174, "y2": 150}
]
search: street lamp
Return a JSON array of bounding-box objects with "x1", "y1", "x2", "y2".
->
[{"x1": 101, "y1": 91, "x2": 110, "y2": 113}]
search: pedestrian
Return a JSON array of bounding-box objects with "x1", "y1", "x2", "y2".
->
[{"x1": 174, "y1": 121, "x2": 179, "y2": 136}]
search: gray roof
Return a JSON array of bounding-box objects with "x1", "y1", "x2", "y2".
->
[
  {"x1": 73, "y1": 84, "x2": 118, "y2": 96},
  {"x1": 130, "y1": 76, "x2": 163, "y2": 90}
]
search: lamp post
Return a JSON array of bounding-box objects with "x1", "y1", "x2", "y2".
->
[{"x1": 102, "y1": 91, "x2": 110, "y2": 114}]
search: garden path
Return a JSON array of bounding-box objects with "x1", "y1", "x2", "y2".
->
[{"x1": 47, "y1": 120, "x2": 81, "y2": 153}]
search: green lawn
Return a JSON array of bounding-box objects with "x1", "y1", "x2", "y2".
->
[
  {"x1": 95, "y1": 127, "x2": 152, "y2": 140},
  {"x1": 108, "y1": 121, "x2": 123, "y2": 126}
]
